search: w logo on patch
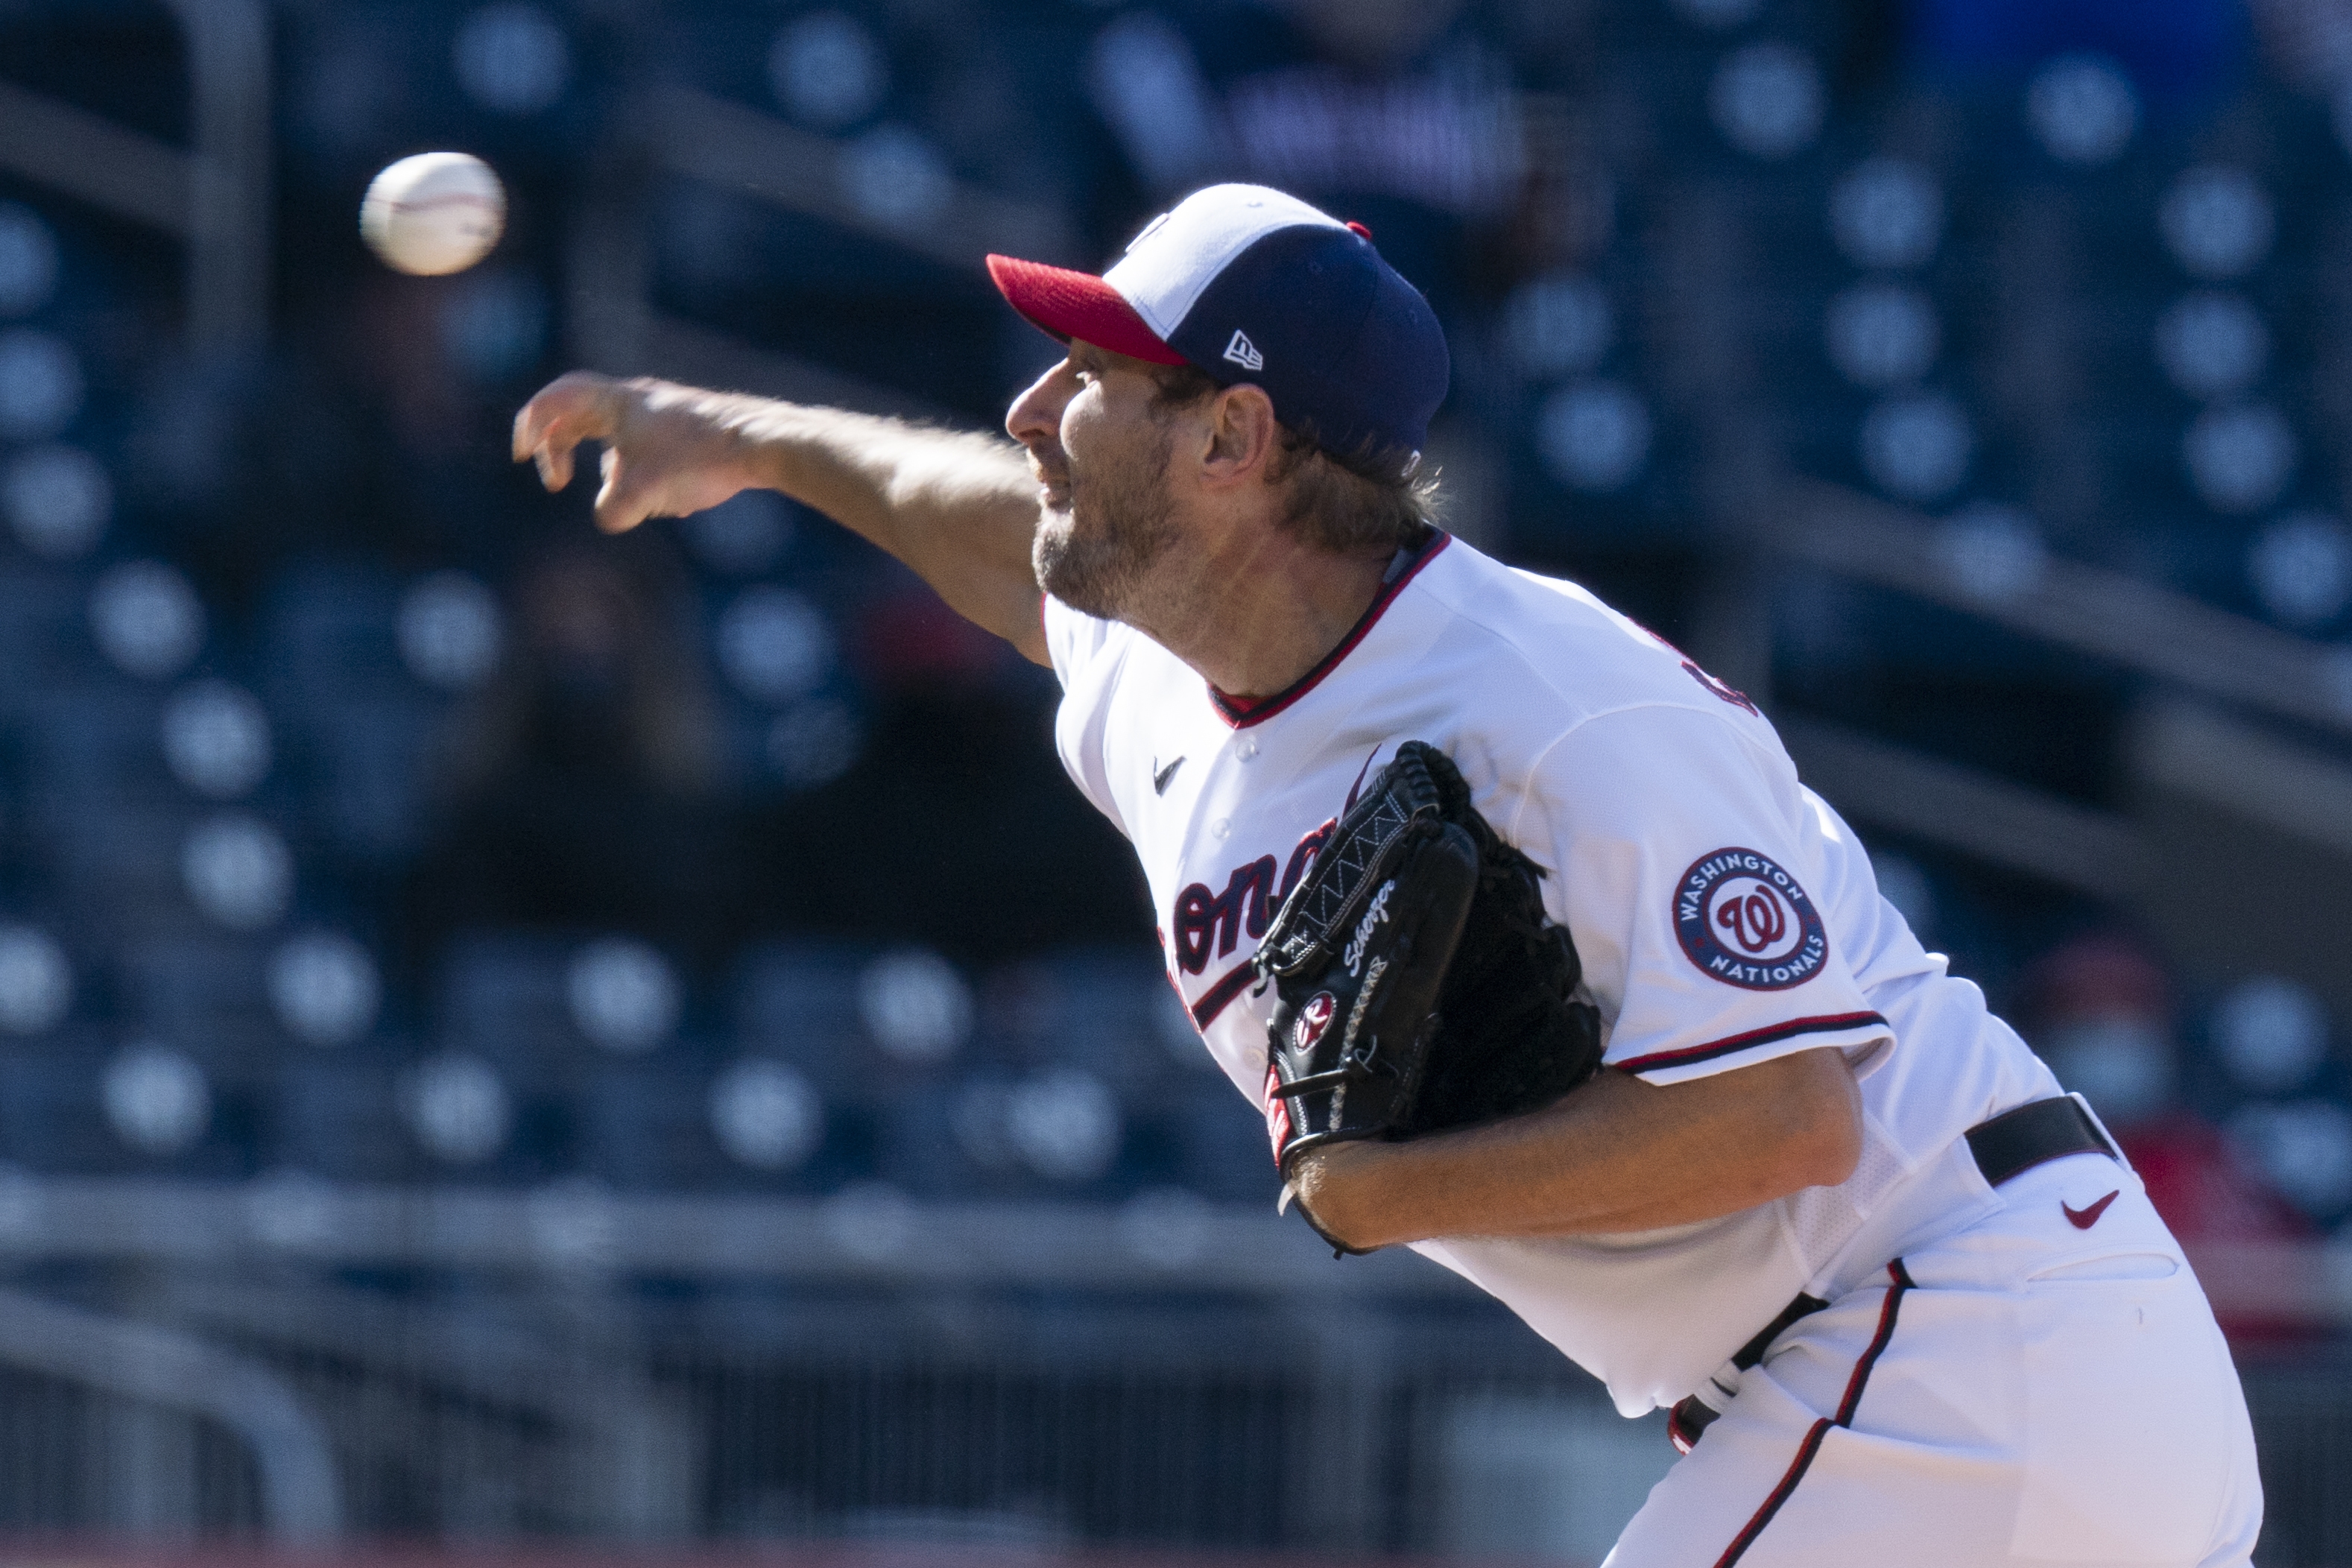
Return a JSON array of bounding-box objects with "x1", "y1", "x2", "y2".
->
[{"x1": 1222, "y1": 329, "x2": 1264, "y2": 372}]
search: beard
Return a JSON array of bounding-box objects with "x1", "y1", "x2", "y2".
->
[{"x1": 1030, "y1": 423, "x2": 1180, "y2": 622}]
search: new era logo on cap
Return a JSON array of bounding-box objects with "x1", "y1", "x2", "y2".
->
[{"x1": 987, "y1": 183, "x2": 1448, "y2": 475}]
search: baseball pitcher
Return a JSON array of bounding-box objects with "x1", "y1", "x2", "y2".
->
[{"x1": 516, "y1": 184, "x2": 2260, "y2": 1567}]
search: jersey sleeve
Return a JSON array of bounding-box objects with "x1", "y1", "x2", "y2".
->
[
  {"x1": 1041, "y1": 595, "x2": 1132, "y2": 838},
  {"x1": 1510, "y1": 704, "x2": 1894, "y2": 1087}
]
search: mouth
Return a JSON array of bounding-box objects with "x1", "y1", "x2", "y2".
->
[{"x1": 1026, "y1": 437, "x2": 1071, "y2": 492}]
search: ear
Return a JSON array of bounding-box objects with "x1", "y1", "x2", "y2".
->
[{"x1": 1198, "y1": 383, "x2": 1280, "y2": 490}]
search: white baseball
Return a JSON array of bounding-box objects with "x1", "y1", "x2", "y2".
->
[{"x1": 359, "y1": 152, "x2": 507, "y2": 276}]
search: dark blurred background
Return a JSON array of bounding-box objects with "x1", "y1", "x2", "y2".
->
[{"x1": 0, "y1": 0, "x2": 2351, "y2": 1561}]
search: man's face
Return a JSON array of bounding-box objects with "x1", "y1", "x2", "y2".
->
[{"x1": 1005, "y1": 342, "x2": 1184, "y2": 622}]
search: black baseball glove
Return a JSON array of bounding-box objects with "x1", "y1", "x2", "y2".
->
[{"x1": 1253, "y1": 742, "x2": 1605, "y2": 1253}]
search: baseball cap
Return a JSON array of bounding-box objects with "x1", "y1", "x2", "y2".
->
[{"x1": 987, "y1": 183, "x2": 1449, "y2": 477}]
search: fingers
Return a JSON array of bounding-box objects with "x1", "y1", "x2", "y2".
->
[
  {"x1": 592, "y1": 446, "x2": 648, "y2": 535},
  {"x1": 516, "y1": 370, "x2": 727, "y2": 534},
  {"x1": 512, "y1": 371, "x2": 618, "y2": 492},
  {"x1": 515, "y1": 407, "x2": 581, "y2": 490},
  {"x1": 511, "y1": 370, "x2": 611, "y2": 460}
]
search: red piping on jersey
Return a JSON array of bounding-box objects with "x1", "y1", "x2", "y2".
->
[
  {"x1": 1190, "y1": 962, "x2": 1256, "y2": 1029},
  {"x1": 1836, "y1": 1260, "x2": 1915, "y2": 1424},
  {"x1": 1207, "y1": 532, "x2": 1452, "y2": 730},
  {"x1": 1714, "y1": 1418, "x2": 1830, "y2": 1568},
  {"x1": 1616, "y1": 1012, "x2": 1888, "y2": 1076},
  {"x1": 1712, "y1": 1259, "x2": 1914, "y2": 1567}
]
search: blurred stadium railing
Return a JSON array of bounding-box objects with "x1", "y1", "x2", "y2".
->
[
  {"x1": 0, "y1": 1191, "x2": 2332, "y2": 1558},
  {"x1": 1768, "y1": 478, "x2": 2352, "y2": 1024},
  {"x1": 0, "y1": 0, "x2": 271, "y2": 351}
]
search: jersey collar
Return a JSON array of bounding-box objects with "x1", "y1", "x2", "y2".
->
[{"x1": 1207, "y1": 529, "x2": 1450, "y2": 730}]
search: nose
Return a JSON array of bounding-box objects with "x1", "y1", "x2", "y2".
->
[{"x1": 1005, "y1": 357, "x2": 1075, "y2": 447}]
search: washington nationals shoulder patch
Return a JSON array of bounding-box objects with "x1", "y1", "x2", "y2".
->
[{"x1": 1675, "y1": 847, "x2": 1828, "y2": 990}]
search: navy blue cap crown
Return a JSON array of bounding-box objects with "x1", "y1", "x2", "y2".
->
[{"x1": 990, "y1": 185, "x2": 1450, "y2": 477}]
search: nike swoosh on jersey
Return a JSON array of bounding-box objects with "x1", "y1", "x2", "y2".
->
[
  {"x1": 2062, "y1": 1190, "x2": 2119, "y2": 1230},
  {"x1": 1153, "y1": 756, "x2": 1184, "y2": 794},
  {"x1": 1340, "y1": 745, "x2": 1382, "y2": 812}
]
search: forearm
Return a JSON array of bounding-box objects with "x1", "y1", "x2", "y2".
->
[
  {"x1": 686, "y1": 391, "x2": 1033, "y2": 568},
  {"x1": 640, "y1": 382, "x2": 1045, "y2": 650},
  {"x1": 1293, "y1": 1049, "x2": 1863, "y2": 1250}
]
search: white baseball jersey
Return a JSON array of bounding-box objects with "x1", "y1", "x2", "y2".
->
[{"x1": 1043, "y1": 531, "x2": 2071, "y2": 1415}]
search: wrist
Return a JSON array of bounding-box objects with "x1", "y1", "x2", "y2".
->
[
  {"x1": 1289, "y1": 1138, "x2": 1394, "y2": 1251},
  {"x1": 651, "y1": 380, "x2": 792, "y2": 496}
]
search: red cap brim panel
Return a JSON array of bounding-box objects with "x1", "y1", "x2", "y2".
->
[{"x1": 986, "y1": 255, "x2": 1189, "y2": 367}]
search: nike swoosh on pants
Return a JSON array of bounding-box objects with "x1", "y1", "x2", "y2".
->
[{"x1": 2061, "y1": 1190, "x2": 2119, "y2": 1229}]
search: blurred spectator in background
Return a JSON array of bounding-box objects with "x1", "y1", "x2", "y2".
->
[
  {"x1": 744, "y1": 575, "x2": 1150, "y2": 964},
  {"x1": 1085, "y1": 0, "x2": 1523, "y2": 310},
  {"x1": 2026, "y1": 932, "x2": 2180, "y2": 1131},
  {"x1": 2022, "y1": 932, "x2": 2313, "y2": 1342},
  {"x1": 408, "y1": 541, "x2": 738, "y2": 965},
  {"x1": 1906, "y1": 0, "x2": 2247, "y2": 96},
  {"x1": 358, "y1": 272, "x2": 478, "y2": 463},
  {"x1": 2251, "y1": 0, "x2": 2352, "y2": 89}
]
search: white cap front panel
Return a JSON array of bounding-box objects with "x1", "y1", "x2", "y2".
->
[{"x1": 1105, "y1": 183, "x2": 1346, "y2": 340}]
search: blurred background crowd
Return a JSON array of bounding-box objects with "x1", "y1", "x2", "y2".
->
[{"x1": 3, "y1": 0, "x2": 2352, "y2": 1559}]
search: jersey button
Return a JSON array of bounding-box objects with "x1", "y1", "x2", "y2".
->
[
  {"x1": 1210, "y1": 818, "x2": 1231, "y2": 839},
  {"x1": 1236, "y1": 739, "x2": 1259, "y2": 762}
]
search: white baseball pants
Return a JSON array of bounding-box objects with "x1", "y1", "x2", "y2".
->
[{"x1": 1604, "y1": 1153, "x2": 2263, "y2": 1567}]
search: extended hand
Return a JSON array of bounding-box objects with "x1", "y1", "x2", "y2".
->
[{"x1": 512, "y1": 371, "x2": 762, "y2": 534}]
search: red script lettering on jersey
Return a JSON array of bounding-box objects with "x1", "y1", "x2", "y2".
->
[
  {"x1": 1172, "y1": 818, "x2": 1335, "y2": 976},
  {"x1": 1681, "y1": 660, "x2": 1761, "y2": 717},
  {"x1": 1623, "y1": 616, "x2": 1761, "y2": 717}
]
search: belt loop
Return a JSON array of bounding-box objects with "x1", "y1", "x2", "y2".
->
[
  {"x1": 1667, "y1": 1296, "x2": 1828, "y2": 1454},
  {"x1": 2066, "y1": 1092, "x2": 2131, "y2": 1172}
]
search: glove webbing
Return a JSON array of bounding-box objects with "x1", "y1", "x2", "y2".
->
[
  {"x1": 1408, "y1": 754, "x2": 1596, "y2": 1134},
  {"x1": 1256, "y1": 785, "x2": 1429, "y2": 980}
]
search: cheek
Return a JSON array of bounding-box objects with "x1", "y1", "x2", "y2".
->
[
  {"x1": 1069, "y1": 406, "x2": 1154, "y2": 493},
  {"x1": 1060, "y1": 394, "x2": 1098, "y2": 459},
  {"x1": 1063, "y1": 379, "x2": 1141, "y2": 460}
]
